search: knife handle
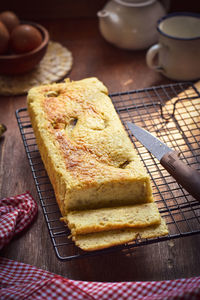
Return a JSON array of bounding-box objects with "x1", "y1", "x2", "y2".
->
[{"x1": 160, "y1": 151, "x2": 200, "y2": 201}]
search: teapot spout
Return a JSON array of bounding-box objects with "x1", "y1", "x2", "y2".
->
[{"x1": 97, "y1": 10, "x2": 110, "y2": 19}]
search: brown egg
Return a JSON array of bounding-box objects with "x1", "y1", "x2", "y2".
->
[
  {"x1": 0, "y1": 21, "x2": 9, "y2": 54},
  {"x1": 0, "y1": 11, "x2": 20, "y2": 33},
  {"x1": 10, "y1": 24, "x2": 43, "y2": 54}
]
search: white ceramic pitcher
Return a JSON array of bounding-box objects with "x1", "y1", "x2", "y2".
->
[{"x1": 97, "y1": 0, "x2": 167, "y2": 50}]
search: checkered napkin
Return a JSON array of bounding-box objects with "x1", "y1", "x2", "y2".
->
[
  {"x1": 0, "y1": 194, "x2": 200, "y2": 300},
  {"x1": 0, "y1": 257, "x2": 200, "y2": 300},
  {"x1": 0, "y1": 192, "x2": 38, "y2": 249}
]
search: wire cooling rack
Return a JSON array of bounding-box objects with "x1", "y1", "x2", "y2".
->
[{"x1": 16, "y1": 82, "x2": 200, "y2": 261}]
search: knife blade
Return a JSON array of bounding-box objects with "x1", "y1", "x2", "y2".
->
[{"x1": 127, "y1": 122, "x2": 200, "y2": 201}]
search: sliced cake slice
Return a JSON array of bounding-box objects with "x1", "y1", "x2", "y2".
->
[
  {"x1": 71, "y1": 218, "x2": 168, "y2": 251},
  {"x1": 61, "y1": 203, "x2": 161, "y2": 235}
]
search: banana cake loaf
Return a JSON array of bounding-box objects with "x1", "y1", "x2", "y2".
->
[{"x1": 27, "y1": 77, "x2": 153, "y2": 215}]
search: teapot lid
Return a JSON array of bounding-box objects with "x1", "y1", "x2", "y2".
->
[{"x1": 114, "y1": 0, "x2": 156, "y2": 7}]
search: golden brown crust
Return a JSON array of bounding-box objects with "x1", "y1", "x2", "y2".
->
[{"x1": 27, "y1": 77, "x2": 153, "y2": 215}]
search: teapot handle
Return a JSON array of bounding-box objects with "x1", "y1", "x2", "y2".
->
[{"x1": 146, "y1": 44, "x2": 164, "y2": 72}]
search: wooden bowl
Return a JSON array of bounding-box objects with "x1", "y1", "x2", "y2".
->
[{"x1": 0, "y1": 22, "x2": 49, "y2": 75}]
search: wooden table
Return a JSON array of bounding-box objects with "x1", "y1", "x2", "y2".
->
[{"x1": 0, "y1": 18, "x2": 200, "y2": 282}]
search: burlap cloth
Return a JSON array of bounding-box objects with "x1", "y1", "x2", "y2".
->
[{"x1": 0, "y1": 41, "x2": 73, "y2": 96}]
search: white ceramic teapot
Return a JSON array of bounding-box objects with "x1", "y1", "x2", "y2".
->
[{"x1": 97, "y1": 0, "x2": 167, "y2": 50}]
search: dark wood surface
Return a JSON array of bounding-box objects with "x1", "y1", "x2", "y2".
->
[
  {"x1": 0, "y1": 0, "x2": 199, "y2": 19},
  {"x1": 0, "y1": 18, "x2": 200, "y2": 282}
]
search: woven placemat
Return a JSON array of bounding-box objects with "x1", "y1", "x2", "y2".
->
[{"x1": 0, "y1": 41, "x2": 73, "y2": 96}]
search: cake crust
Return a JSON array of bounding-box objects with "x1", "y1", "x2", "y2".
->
[{"x1": 27, "y1": 77, "x2": 153, "y2": 215}]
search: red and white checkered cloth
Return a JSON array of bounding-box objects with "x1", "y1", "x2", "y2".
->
[
  {"x1": 0, "y1": 192, "x2": 38, "y2": 249},
  {"x1": 1, "y1": 192, "x2": 200, "y2": 299},
  {"x1": 0, "y1": 257, "x2": 200, "y2": 300}
]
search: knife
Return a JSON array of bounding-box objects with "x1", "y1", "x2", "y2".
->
[{"x1": 127, "y1": 122, "x2": 200, "y2": 201}]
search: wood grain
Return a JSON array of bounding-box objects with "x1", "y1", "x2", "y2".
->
[{"x1": 0, "y1": 18, "x2": 200, "y2": 282}]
